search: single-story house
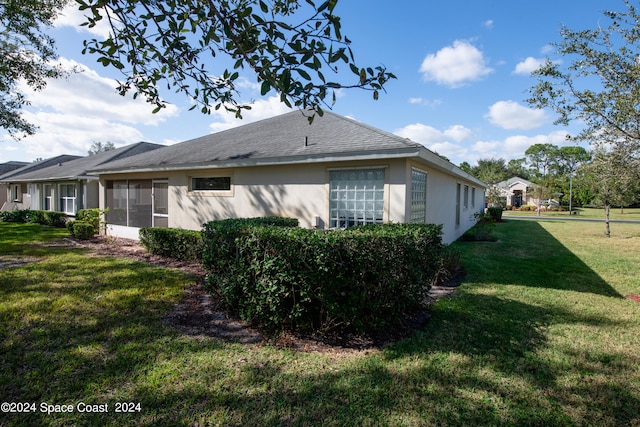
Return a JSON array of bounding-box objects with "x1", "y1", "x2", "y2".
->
[
  {"x1": 0, "y1": 155, "x2": 82, "y2": 212},
  {"x1": 0, "y1": 161, "x2": 29, "y2": 210},
  {"x1": 91, "y1": 111, "x2": 487, "y2": 244},
  {"x1": 494, "y1": 177, "x2": 539, "y2": 208},
  {"x1": 0, "y1": 143, "x2": 162, "y2": 216}
]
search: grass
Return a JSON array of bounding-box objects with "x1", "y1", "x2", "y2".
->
[
  {"x1": 1, "y1": 221, "x2": 639, "y2": 426},
  {"x1": 504, "y1": 206, "x2": 640, "y2": 220}
]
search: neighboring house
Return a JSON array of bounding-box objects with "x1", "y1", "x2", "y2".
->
[
  {"x1": 0, "y1": 161, "x2": 29, "y2": 210},
  {"x1": 91, "y1": 111, "x2": 487, "y2": 244},
  {"x1": 0, "y1": 155, "x2": 82, "y2": 212},
  {"x1": 0, "y1": 143, "x2": 162, "y2": 216},
  {"x1": 494, "y1": 177, "x2": 539, "y2": 208}
]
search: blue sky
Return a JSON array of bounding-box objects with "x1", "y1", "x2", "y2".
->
[{"x1": 0, "y1": 0, "x2": 615, "y2": 165}]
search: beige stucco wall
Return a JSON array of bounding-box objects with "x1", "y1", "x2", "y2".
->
[
  {"x1": 99, "y1": 157, "x2": 484, "y2": 244},
  {"x1": 406, "y1": 159, "x2": 485, "y2": 244}
]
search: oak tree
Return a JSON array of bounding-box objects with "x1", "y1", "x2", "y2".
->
[
  {"x1": 0, "y1": 0, "x2": 70, "y2": 138},
  {"x1": 77, "y1": 0, "x2": 395, "y2": 120}
]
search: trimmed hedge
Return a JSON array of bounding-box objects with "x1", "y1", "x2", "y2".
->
[
  {"x1": 0, "y1": 210, "x2": 67, "y2": 227},
  {"x1": 202, "y1": 219, "x2": 444, "y2": 334},
  {"x1": 139, "y1": 227, "x2": 204, "y2": 262}
]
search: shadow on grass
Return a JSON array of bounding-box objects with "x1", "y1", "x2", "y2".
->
[{"x1": 460, "y1": 219, "x2": 622, "y2": 298}]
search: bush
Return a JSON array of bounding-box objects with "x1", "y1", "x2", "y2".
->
[
  {"x1": 486, "y1": 207, "x2": 503, "y2": 222},
  {"x1": 0, "y1": 210, "x2": 67, "y2": 227},
  {"x1": 66, "y1": 220, "x2": 76, "y2": 237},
  {"x1": 202, "y1": 219, "x2": 445, "y2": 334},
  {"x1": 0, "y1": 210, "x2": 31, "y2": 223},
  {"x1": 76, "y1": 209, "x2": 101, "y2": 235},
  {"x1": 139, "y1": 227, "x2": 204, "y2": 262},
  {"x1": 70, "y1": 221, "x2": 95, "y2": 240}
]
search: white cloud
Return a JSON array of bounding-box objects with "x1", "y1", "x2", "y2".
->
[
  {"x1": 486, "y1": 100, "x2": 547, "y2": 130},
  {"x1": 392, "y1": 120, "x2": 575, "y2": 167},
  {"x1": 408, "y1": 97, "x2": 442, "y2": 108},
  {"x1": 8, "y1": 57, "x2": 180, "y2": 159},
  {"x1": 393, "y1": 123, "x2": 475, "y2": 161},
  {"x1": 15, "y1": 111, "x2": 145, "y2": 158},
  {"x1": 483, "y1": 20, "x2": 494, "y2": 29},
  {"x1": 209, "y1": 96, "x2": 293, "y2": 133},
  {"x1": 419, "y1": 40, "x2": 493, "y2": 88},
  {"x1": 513, "y1": 57, "x2": 545, "y2": 75},
  {"x1": 21, "y1": 58, "x2": 178, "y2": 126},
  {"x1": 55, "y1": 3, "x2": 113, "y2": 39},
  {"x1": 444, "y1": 125, "x2": 475, "y2": 142}
]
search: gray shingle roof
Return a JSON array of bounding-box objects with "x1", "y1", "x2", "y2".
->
[
  {"x1": 92, "y1": 111, "x2": 424, "y2": 173},
  {"x1": 0, "y1": 155, "x2": 82, "y2": 181},
  {"x1": 1, "y1": 143, "x2": 162, "y2": 182},
  {"x1": 0, "y1": 161, "x2": 29, "y2": 177}
]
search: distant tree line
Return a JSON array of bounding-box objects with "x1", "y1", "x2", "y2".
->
[{"x1": 461, "y1": 142, "x2": 640, "y2": 211}]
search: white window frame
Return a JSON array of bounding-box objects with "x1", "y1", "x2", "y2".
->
[
  {"x1": 43, "y1": 184, "x2": 53, "y2": 211},
  {"x1": 59, "y1": 183, "x2": 77, "y2": 215}
]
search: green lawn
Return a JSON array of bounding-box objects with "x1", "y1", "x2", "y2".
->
[
  {"x1": 1, "y1": 221, "x2": 639, "y2": 426},
  {"x1": 504, "y1": 206, "x2": 640, "y2": 220}
]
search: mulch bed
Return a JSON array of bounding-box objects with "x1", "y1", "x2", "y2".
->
[{"x1": 43, "y1": 236, "x2": 461, "y2": 353}]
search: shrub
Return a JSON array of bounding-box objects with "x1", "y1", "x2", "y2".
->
[
  {"x1": 0, "y1": 210, "x2": 67, "y2": 227},
  {"x1": 76, "y1": 209, "x2": 101, "y2": 235},
  {"x1": 460, "y1": 212, "x2": 497, "y2": 242},
  {"x1": 486, "y1": 207, "x2": 503, "y2": 222},
  {"x1": 66, "y1": 220, "x2": 76, "y2": 237},
  {"x1": 71, "y1": 221, "x2": 95, "y2": 240},
  {"x1": 202, "y1": 219, "x2": 445, "y2": 334},
  {"x1": 41, "y1": 211, "x2": 68, "y2": 227},
  {"x1": 139, "y1": 227, "x2": 204, "y2": 262},
  {"x1": 0, "y1": 210, "x2": 31, "y2": 223}
]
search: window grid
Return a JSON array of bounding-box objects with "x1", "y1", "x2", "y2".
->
[
  {"x1": 329, "y1": 169, "x2": 384, "y2": 228},
  {"x1": 410, "y1": 169, "x2": 427, "y2": 223},
  {"x1": 59, "y1": 184, "x2": 76, "y2": 214}
]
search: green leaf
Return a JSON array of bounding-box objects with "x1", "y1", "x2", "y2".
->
[
  {"x1": 261, "y1": 80, "x2": 271, "y2": 95},
  {"x1": 296, "y1": 69, "x2": 311, "y2": 80}
]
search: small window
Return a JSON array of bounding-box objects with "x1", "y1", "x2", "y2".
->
[
  {"x1": 191, "y1": 177, "x2": 231, "y2": 191},
  {"x1": 464, "y1": 185, "x2": 469, "y2": 209},
  {"x1": 471, "y1": 187, "x2": 476, "y2": 208}
]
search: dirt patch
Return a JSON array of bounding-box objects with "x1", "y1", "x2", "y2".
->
[
  {"x1": 57, "y1": 236, "x2": 460, "y2": 353},
  {"x1": 625, "y1": 293, "x2": 640, "y2": 303}
]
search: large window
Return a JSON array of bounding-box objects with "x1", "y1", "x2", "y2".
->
[
  {"x1": 191, "y1": 177, "x2": 231, "y2": 191},
  {"x1": 329, "y1": 168, "x2": 384, "y2": 228},
  {"x1": 105, "y1": 180, "x2": 152, "y2": 228},
  {"x1": 59, "y1": 184, "x2": 77, "y2": 214},
  {"x1": 410, "y1": 169, "x2": 427, "y2": 223}
]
